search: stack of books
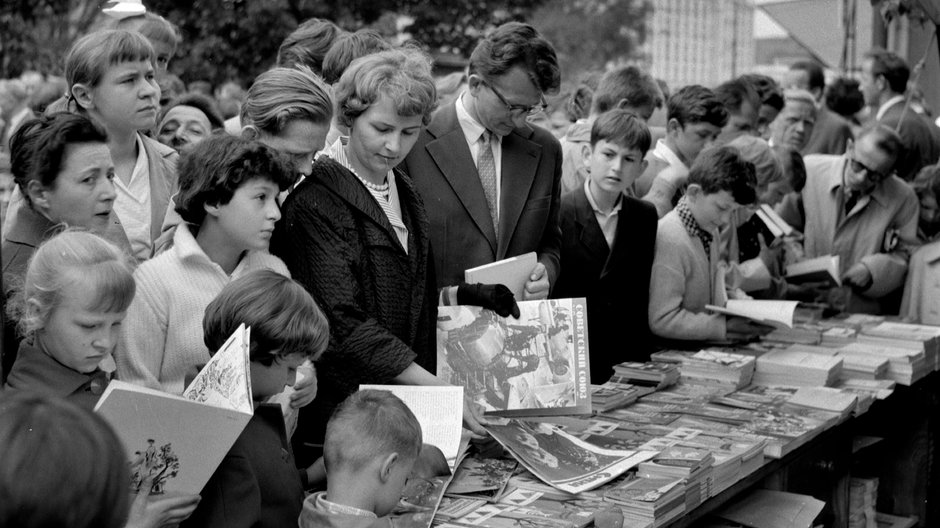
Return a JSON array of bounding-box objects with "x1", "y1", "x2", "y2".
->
[
  {"x1": 677, "y1": 350, "x2": 756, "y2": 389},
  {"x1": 753, "y1": 349, "x2": 842, "y2": 386},
  {"x1": 636, "y1": 444, "x2": 714, "y2": 510},
  {"x1": 834, "y1": 378, "x2": 896, "y2": 401},
  {"x1": 821, "y1": 326, "x2": 859, "y2": 346},
  {"x1": 610, "y1": 361, "x2": 680, "y2": 389},
  {"x1": 590, "y1": 383, "x2": 639, "y2": 413},
  {"x1": 838, "y1": 342, "x2": 928, "y2": 386},
  {"x1": 785, "y1": 344, "x2": 889, "y2": 380},
  {"x1": 858, "y1": 322, "x2": 940, "y2": 373},
  {"x1": 604, "y1": 474, "x2": 686, "y2": 528},
  {"x1": 736, "y1": 408, "x2": 830, "y2": 458},
  {"x1": 763, "y1": 323, "x2": 824, "y2": 345},
  {"x1": 788, "y1": 386, "x2": 858, "y2": 420}
]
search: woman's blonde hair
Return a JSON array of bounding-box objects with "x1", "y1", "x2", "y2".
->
[
  {"x1": 64, "y1": 30, "x2": 154, "y2": 111},
  {"x1": 10, "y1": 231, "x2": 136, "y2": 338},
  {"x1": 334, "y1": 47, "x2": 437, "y2": 129}
]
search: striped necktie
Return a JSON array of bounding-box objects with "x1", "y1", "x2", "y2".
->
[{"x1": 477, "y1": 130, "x2": 498, "y2": 233}]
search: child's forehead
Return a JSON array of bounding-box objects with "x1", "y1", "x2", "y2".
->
[{"x1": 594, "y1": 139, "x2": 644, "y2": 156}]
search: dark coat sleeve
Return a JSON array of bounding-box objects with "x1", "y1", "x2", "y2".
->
[
  {"x1": 181, "y1": 454, "x2": 261, "y2": 528},
  {"x1": 536, "y1": 130, "x2": 564, "y2": 289}
]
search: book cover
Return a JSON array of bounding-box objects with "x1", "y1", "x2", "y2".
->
[
  {"x1": 785, "y1": 254, "x2": 842, "y2": 287},
  {"x1": 437, "y1": 298, "x2": 591, "y2": 417},
  {"x1": 95, "y1": 324, "x2": 253, "y2": 496},
  {"x1": 446, "y1": 457, "x2": 518, "y2": 501},
  {"x1": 464, "y1": 252, "x2": 538, "y2": 301},
  {"x1": 757, "y1": 204, "x2": 796, "y2": 237},
  {"x1": 705, "y1": 300, "x2": 800, "y2": 329}
]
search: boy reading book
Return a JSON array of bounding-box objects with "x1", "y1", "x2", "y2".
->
[
  {"x1": 299, "y1": 389, "x2": 423, "y2": 528},
  {"x1": 901, "y1": 164, "x2": 940, "y2": 323},
  {"x1": 181, "y1": 270, "x2": 329, "y2": 528},
  {"x1": 554, "y1": 109, "x2": 658, "y2": 373},
  {"x1": 648, "y1": 146, "x2": 767, "y2": 342}
]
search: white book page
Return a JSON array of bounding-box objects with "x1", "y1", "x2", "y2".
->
[
  {"x1": 183, "y1": 324, "x2": 252, "y2": 413},
  {"x1": 464, "y1": 252, "x2": 537, "y2": 301},
  {"x1": 359, "y1": 384, "x2": 465, "y2": 471},
  {"x1": 706, "y1": 300, "x2": 799, "y2": 328}
]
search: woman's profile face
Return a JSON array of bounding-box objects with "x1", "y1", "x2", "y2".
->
[{"x1": 346, "y1": 94, "x2": 423, "y2": 180}]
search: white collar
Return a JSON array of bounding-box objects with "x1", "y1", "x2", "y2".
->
[
  {"x1": 876, "y1": 95, "x2": 906, "y2": 121},
  {"x1": 651, "y1": 139, "x2": 687, "y2": 171},
  {"x1": 456, "y1": 91, "x2": 496, "y2": 145},
  {"x1": 583, "y1": 178, "x2": 622, "y2": 216}
]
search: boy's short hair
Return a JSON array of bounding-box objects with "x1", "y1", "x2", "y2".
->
[
  {"x1": 788, "y1": 61, "x2": 825, "y2": 92},
  {"x1": 323, "y1": 390, "x2": 422, "y2": 474},
  {"x1": 203, "y1": 270, "x2": 329, "y2": 364},
  {"x1": 714, "y1": 78, "x2": 760, "y2": 115},
  {"x1": 688, "y1": 146, "x2": 756, "y2": 205},
  {"x1": 591, "y1": 65, "x2": 663, "y2": 115},
  {"x1": 334, "y1": 47, "x2": 437, "y2": 129},
  {"x1": 277, "y1": 18, "x2": 345, "y2": 74},
  {"x1": 772, "y1": 145, "x2": 807, "y2": 192},
  {"x1": 0, "y1": 393, "x2": 130, "y2": 528},
  {"x1": 321, "y1": 29, "x2": 391, "y2": 85},
  {"x1": 115, "y1": 13, "x2": 182, "y2": 49},
  {"x1": 590, "y1": 108, "x2": 652, "y2": 153},
  {"x1": 469, "y1": 22, "x2": 560, "y2": 95},
  {"x1": 825, "y1": 77, "x2": 865, "y2": 118},
  {"x1": 174, "y1": 132, "x2": 294, "y2": 226},
  {"x1": 667, "y1": 85, "x2": 728, "y2": 128},
  {"x1": 10, "y1": 113, "x2": 108, "y2": 205},
  {"x1": 738, "y1": 73, "x2": 784, "y2": 112}
]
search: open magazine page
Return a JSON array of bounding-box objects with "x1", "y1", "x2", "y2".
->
[
  {"x1": 484, "y1": 419, "x2": 658, "y2": 494},
  {"x1": 182, "y1": 324, "x2": 252, "y2": 412},
  {"x1": 437, "y1": 298, "x2": 591, "y2": 416},
  {"x1": 360, "y1": 384, "x2": 465, "y2": 471},
  {"x1": 389, "y1": 473, "x2": 454, "y2": 528}
]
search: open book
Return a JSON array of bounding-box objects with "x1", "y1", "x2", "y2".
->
[
  {"x1": 786, "y1": 254, "x2": 842, "y2": 287},
  {"x1": 359, "y1": 384, "x2": 468, "y2": 472},
  {"x1": 95, "y1": 324, "x2": 253, "y2": 496},
  {"x1": 465, "y1": 252, "x2": 537, "y2": 301},
  {"x1": 705, "y1": 300, "x2": 800, "y2": 329}
]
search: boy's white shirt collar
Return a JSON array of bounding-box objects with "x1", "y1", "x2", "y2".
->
[{"x1": 651, "y1": 138, "x2": 687, "y2": 171}]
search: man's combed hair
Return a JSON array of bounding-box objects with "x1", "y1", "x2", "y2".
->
[
  {"x1": 277, "y1": 18, "x2": 345, "y2": 74},
  {"x1": 788, "y1": 60, "x2": 826, "y2": 92},
  {"x1": 714, "y1": 78, "x2": 760, "y2": 115},
  {"x1": 738, "y1": 74, "x2": 784, "y2": 112},
  {"x1": 667, "y1": 85, "x2": 728, "y2": 128},
  {"x1": 688, "y1": 146, "x2": 757, "y2": 205},
  {"x1": 591, "y1": 66, "x2": 663, "y2": 115},
  {"x1": 158, "y1": 93, "x2": 225, "y2": 130},
  {"x1": 469, "y1": 22, "x2": 561, "y2": 95},
  {"x1": 323, "y1": 390, "x2": 422, "y2": 474},
  {"x1": 174, "y1": 132, "x2": 294, "y2": 226},
  {"x1": 321, "y1": 29, "x2": 391, "y2": 85},
  {"x1": 240, "y1": 66, "x2": 333, "y2": 135},
  {"x1": 203, "y1": 270, "x2": 329, "y2": 364},
  {"x1": 865, "y1": 48, "x2": 910, "y2": 95},
  {"x1": 590, "y1": 108, "x2": 652, "y2": 153}
]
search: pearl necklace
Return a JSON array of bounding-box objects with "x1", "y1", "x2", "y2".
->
[{"x1": 354, "y1": 172, "x2": 390, "y2": 193}]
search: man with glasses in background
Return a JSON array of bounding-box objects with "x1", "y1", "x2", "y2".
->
[
  {"x1": 775, "y1": 124, "x2": 919, "y2": 314},
  {"x1": 403, "y1": 22, "x2": 563, "y2": 306}
]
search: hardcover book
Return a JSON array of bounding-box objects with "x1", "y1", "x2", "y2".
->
[
  {"x1": 95, "y1": 324, "x2": 253, "y2": 496},
  {"x1": 464, "y1": 252, "x2": 538, "y2": 301},
  {"x1": 785, "y1": 254, "x2": 842, "y2": 287},
  {"x1": 437, "y1": 298, "x2": 591, "y2": 416}
]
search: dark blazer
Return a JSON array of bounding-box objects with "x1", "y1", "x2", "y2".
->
[
  {"x1": 401, "y1": 101, "x2": 563, "y2": 290},
  {"x1": 803, "y1": 106, "x2": 854, "y2": 156},
  {"x1": 553, "y1": 188, "x2": 658, "y2": 381},
  {"x1": 879, "y1": 101, "x2": 940, "y2": 181},
  {"x1": 4, "y1": 341, "x2": 110, "y2": 411},
  {"x1": 271, "y1": 157, "x2": 437, "y2": 447},
  {"x1": 181, "y1": 404, "x2": 305, "y2": 528}
]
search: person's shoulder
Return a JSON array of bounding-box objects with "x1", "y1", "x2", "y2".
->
[
  {"x1": 622, "y1": 195, "x2": 658, "y2": 221},
  {"x1": 656, "y1": 211, "x2": 686, "y2": 240},
  {"x1": 882, "y1": 174, "x2": 918, "y2": 200},
  {"x1": 140, "y1": 134, "x2": 178, "y2": 160},
  {"x1": 246, "y1": 251, "x2": 290, "y2": 276},
  {"x1": 560, "y1": 186, "x2": 587, "y2": 210},
  {"x1": 525, "y1": 124, "x2": 562, "y2": 150}
]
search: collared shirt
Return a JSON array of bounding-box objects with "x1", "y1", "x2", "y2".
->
[
  {"x1": 876, "y1": 95, "x2": 906, "y2": 121},
  {"x1": 313, "y1": 492, "x2": 378, "y2": 519},
  {"x1": 324, "y1": 137, "x2": 409, "y2": 253},
  {"x1": 675, "y1": 196, "x2": 713, "y2": 257},
  {"x1": 112, "y1": 133, "x2": 152, "y2": 259},
  {"x1": 583, "y1": 178, "x2": 622, "y2": 248},
  {"x1": 456, "y1": 91, "x2": 502, "y2": 215},
  {"x1": 650, "y1": 139, "x2": 688, "y2": 172}
]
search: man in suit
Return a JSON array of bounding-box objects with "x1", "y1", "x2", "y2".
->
[
  {"x1": 402, "y1": 22, "x2": 562, "y2": 301},
  {"x1": 861, "y1": 48, "x2": 940, "y2": 181},
  {"x1": 785, "y1": 60, "x2": 854, "y2": 156}
]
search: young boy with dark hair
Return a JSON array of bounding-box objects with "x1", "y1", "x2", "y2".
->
[
  {"x1": 648, "y1": 146, "x2": 766, "y2": 342},
  {"x1": 637, "y1": 85, "x2": 729, "y2": 217},
  {"x1": 299, "y1": 389, "x2": 423, "y2": 528},
  {"x1": 182, "y1": 270, "x2": 330, "y2": 528},
  {"x1": 554, "y1": 109, "x2": 658, "y2": 375}
]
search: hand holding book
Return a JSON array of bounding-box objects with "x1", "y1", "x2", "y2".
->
[
  {"x1": 456, "y1": 283, "x2": 521, "y2": 318},
  {"x1": 725, "y1": 316, "x2": 775, "y2": 341}
]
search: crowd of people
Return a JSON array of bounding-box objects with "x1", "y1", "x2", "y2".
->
[{"x1": 2, "y1": 5, "x2": 940, "y2": 528}]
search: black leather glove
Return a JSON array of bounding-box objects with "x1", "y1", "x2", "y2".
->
[{"x1": 456, "y1": 283, "x2": 521, "y2": 318}]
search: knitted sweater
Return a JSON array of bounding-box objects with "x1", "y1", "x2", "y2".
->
[
  {"x1": 648, "y1": 210, "x2": 727, "y2": 341},
  {"x1": 115, "y1": 223, "x2": 288, "y2": 394}
]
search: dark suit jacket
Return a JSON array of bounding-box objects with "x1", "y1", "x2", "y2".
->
[
  {"x1": 401, "y1": 101, "x2": 563, "y2": 290},
  {"x1": 879, "y1": 101, "x2": 940, "y2": 181},
  {"x1": 553, "y1": 188, "x2": 658, "y2": 381},
  {"x1": 803, "y1": 106, "x2": 854, "y2": 156}
]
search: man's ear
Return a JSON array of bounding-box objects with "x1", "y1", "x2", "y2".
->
[
  {"x1": 686, "y1": 183, "x2": 703, "y2": 202},
  {"x1": 666, "y1": 117, "x2": 681, "y2": 135},
  {"x1": 640, "y1": 158, "x2": 649, "y2": 173},
  {"x1": 204, "y1": 201, "x2": 221, "y2": 219},
  {"x1": 25, "y1": 180, "x2": 49, "y2": 210},
  {"x1": 615, "y1": 98, "x2": 631, "y2": 110},
  {"x1": 580, "y1": 143, "x2": 593, "y2": 171},
  {"x1": 241, "y1": 125, "x2": 260, "y2": 141},
  {"x1": 467, "y1": 73, "x2": 485, "y2": 96},
  {"x1": 378, "y1": 452, "x2": 399, "y2": 484},
  {"x1": 70, "y1": 83, "x2": 94, "y2": 111}
]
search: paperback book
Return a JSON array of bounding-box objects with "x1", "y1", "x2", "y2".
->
[{"x1": 437, "y1": 298, "x2": 591, "y2": 416}]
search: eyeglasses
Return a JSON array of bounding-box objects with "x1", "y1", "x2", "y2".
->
[
  {"x1": 483, "y1": 80, "x2": 546, "y2": 117},
  {"x1": 849, "y1": 157, "x2": 890, "y2": 182}
]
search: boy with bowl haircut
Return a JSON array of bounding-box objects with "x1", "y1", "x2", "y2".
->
[
  {"x1": 554, "y1": 109, "x2": 659, "y2": 373},
  {"x1": 300, "y1": 389, "x2": 423, "y2": 528},
  {"x1": 648, "y1": 146, "x2": 767, "y2": 342}
]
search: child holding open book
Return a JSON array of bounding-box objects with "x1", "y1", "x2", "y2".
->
[
  {"x1": 299, "y1": 389, "x2": 423, "y2": 528},
  {"x1": 181, "y1": 270, "x2": 329, "y2": 528}
]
